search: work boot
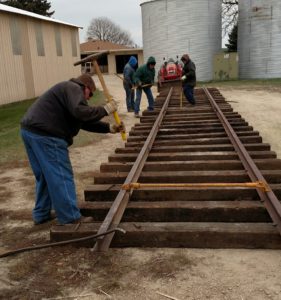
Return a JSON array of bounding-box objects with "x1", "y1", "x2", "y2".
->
[
  {"x1": 33, "y1": 212, "x2": 56, "y2": 225},
  {"x1": 71, "y1": 216, "x2": 94, "y2": 224},
  {"x1": 57, "y1": 216, "x2": 94, "y2": 225}
]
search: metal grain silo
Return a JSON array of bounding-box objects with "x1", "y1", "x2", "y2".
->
[
  {"x1": 238, "y1": 0, "x2": 281, "y2": 79},
  {"x1": 141, "y1": 0, "x2": 222, "y2": 81}
]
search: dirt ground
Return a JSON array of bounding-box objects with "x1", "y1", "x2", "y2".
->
[{"x1": 0, "y1": 75, "x2": 281, "y2": 300}]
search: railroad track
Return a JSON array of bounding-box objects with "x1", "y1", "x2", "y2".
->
[{"x1": 51, "y1": 83, "x2": 281, "y2": 249}]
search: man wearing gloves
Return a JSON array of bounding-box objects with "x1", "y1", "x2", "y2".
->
[
  {"x1": 181, "y1": 54, "x2": 196, "y2": 105},
  {"x1": 20, "y1": 74, "x2": 123, "y2": 225},
  {"x1": 133, "y1": 56, "x2": 156, "y2": 118},
  {"x1": 123, "y1": 56, "x2": 138, "y2": 112}
]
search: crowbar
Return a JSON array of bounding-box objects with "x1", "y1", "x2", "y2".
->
[
  {"x1": 131, "y1": 83, "x2": 153, "y2": 90},
  {"x1": 0, "y1": 228, "x2": 126, "y2": 258},
  {"x1": 114, "y1": 73, "x2": 152, "y2": 90}
]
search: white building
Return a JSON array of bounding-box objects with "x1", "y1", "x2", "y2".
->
[{"x1": 0, "y1": 4, "x2": 81, "y2": 105}]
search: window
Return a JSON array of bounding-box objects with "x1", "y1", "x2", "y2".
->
[
  {"x1": 35, "y1": 23, "x2": 45, "y2": 56},
  {"x1": 71, "y1": 31, "x2": 77, "y2": 57},
  {"x1": 9, "y1": 17, "x2": 22, "y2": 55},
  {"x1": 54, "y1": 27, "x2": 62, "y2": 56}
]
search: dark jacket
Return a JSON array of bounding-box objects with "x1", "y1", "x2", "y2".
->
[
  {"x1": 123, "y1": 62, "x2": 136, "y2": 87},
  {"x1": 182, "y1": 59, "x2": 196, "y2": 87},
  {"x1": 133, "y1": 56, "x2": 156, "y2": 86},
  {"x1": 21, "y1": 78, "x2": 109, "y2": 145}
]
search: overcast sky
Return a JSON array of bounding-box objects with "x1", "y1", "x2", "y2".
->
[{"x1": 49, "y1": 0, "x2": 145, "y2": 46}]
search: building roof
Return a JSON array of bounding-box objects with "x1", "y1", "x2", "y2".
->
[
  {"x1": 80, "y1": 40, "x2": 133, "y2": 52},
  {"x1": 0, "y1": 4, "x2": 81, "y2": 28},
  {"x1": 140, "y1": 0, "x2": 161, "y2": 6}
]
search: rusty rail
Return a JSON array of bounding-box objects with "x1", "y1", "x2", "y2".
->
[
  {"x1": 93, "y1": 87, "x2": 174, "y2": 251},
  {"x1": 50, "y1": 86, "x2": 281, "y2": 249},
  {"x1": 203, "y1": 87, "x2": 281, "y2": 235}
]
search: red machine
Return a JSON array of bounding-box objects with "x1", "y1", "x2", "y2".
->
[{"x1": 158, "y1": 57, "x2": 182, "y2": 90}]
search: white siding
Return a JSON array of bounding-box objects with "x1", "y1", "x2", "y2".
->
[
  {"x1": 0, "y1": 11, "x2": 81, "y2": 105},
  {"x1": 0, "y1": 14, "x2": 27, "y2": 104}
]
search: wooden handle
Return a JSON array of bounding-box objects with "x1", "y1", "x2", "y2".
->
[
  {"x1": 93, "y1": 60, "x2": 126, "y2": 141},
  {"x1": 131, "y1": 83, "x2": 152, "y2": 90},
  {"x1": 73, "y1": 50, "x2": 109, "y2": 66}
]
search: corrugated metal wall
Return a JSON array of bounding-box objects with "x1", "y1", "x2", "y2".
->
[
  {"x1": 0, "y1": 12, "x2": 81, "y2": 105},
  {"x1": 238, "y1": 0, "x2": 281, "y2": 79},
  {"x1": 141, "y1": 0, "x2": 222, "y2": 81},
  {"x1": 0, "y1": 14, "x2": 26, "y2": 104}
]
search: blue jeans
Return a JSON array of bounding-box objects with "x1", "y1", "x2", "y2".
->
[
  {"x1": 134, "y1": 87, "x2": 154, "y2": 114},
  {"x1": 21, "y1": 129, "x2": 81, "y2": 224},
  {"x1": 123, "y1": 83, "x2": 135, "y2": 111},
  {"x1": 183, "y1": 84, "x2": 196, "y2": 105}
]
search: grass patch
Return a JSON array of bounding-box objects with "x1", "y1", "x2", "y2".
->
[
  {"x1": 0, "y1": 90, "x2": 106, "y2": 166},
  {"x1": 198, "y1": 77, "x2": 281, "y2": 88},
  {"x1": 0, "y1": 98, "x2": 35, "y2": 165}
]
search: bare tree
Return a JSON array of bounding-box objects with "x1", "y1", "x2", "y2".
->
[
  {"x1": 87, "y1": 17, "x2": 134, "y2": 47},
  {"x1": 222, "y1": 0, "x2": 238, "y2": 36}
]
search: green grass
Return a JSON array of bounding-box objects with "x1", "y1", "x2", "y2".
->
[
  {"x1": 0, "y1": 98, "x2": 35, "y2": 165},
  {"x1": 197, "y1": 78, "x2": 281, "y2": 87},
  {"x1": 0, "y1": 90, "x2": 105, "y2": 166}
]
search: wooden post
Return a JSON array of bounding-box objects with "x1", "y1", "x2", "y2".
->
[{"x1": 180, "y1": 88, "x2": 183, "y2": 109}]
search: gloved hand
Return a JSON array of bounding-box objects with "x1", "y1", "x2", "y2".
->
[
  {"x1": 135, "y1": 81, "x2": 142, "y2": 88},
  {"x1": 110, "y1": 121, "x2": 126, "y2": 134},
  {"x1": 181, "y1": 75, "x2": 187, "y2": 81},
  {"x1": 104, "y1": 99, "x2": 118, "y2": 115}
]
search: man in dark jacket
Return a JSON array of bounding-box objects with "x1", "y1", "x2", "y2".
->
[
  {"x1": 133, "y1": 56, "x2": 156, "y2": 118},
  {"x1": 181, "y1": 54, "x2": 196, "y2": 105},
  {"x1": 123, "y1": 56, "x2": 138, "y2": 112},
  {"x1": 20, "y1": 74, "x2": 122, "y2": 225}
]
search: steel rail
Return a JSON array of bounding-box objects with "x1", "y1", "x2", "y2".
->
[
  {"x1": 93, "y1": 87, "x2": 174, "y2": 251},
  {"x1": 203, "y1": 87, "x2": 281, "y2": 235}
]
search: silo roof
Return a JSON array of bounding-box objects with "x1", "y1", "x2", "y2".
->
[
  {"x1": 140, "y1": 0, "x2": 164, "y2": 6},
  {"x1": 0, "y1": 3, "x2": 82, "y2": 28}
]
